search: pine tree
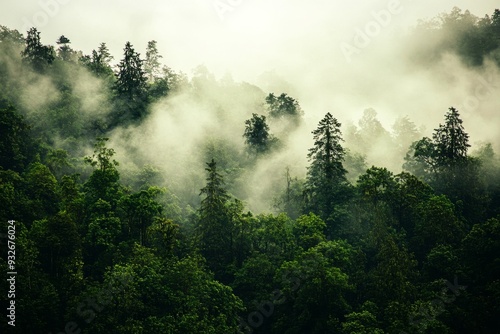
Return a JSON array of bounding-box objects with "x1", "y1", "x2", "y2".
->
[
  {"x1": 144, "y1": 40, "x2": 162, "y2": 82},
  {"x1": 432, "y1": 107, "x2": 470, "y2": 167},
  {"x1": 21, "y1": 27, "x2": 55, "y2": 71},
  {"x1": 80, "y1": 42, "x2": 114, "y2": 77},
  {"x1": 198, "y1": 159, "x2": 232, "y2": 280},
  {"x1": 405, "y1": 107, "x2": 471, "y2": 176},
  {"x1": 97, "y1": 42, "x2": 114, "y2": 66},
  {"x1": 115, "y1": 42, "x2": 147, "y2": 98},
  {"x1": 113, "y1": 42, "x2": 148, "y2": 121},
  {"x1": 405, "y1": 107, "x2": 484, "y2": 223},
  {"x1": 56, "y1": 35, "x2": 73, "y2": 61},
  {"x1": 305, "y1": 113, "x2": 349, "y2": 222}
]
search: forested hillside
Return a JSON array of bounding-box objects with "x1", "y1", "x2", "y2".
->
[{"x1": 1, "y1": 7, "x2": 500, "y2": 334}]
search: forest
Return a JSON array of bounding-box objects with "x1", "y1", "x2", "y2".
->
[{"x1": 1, "y1": 6, "x2": 500, "y2": 334}]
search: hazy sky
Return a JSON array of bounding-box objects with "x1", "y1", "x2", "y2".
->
[
  {"x1": 1, "y1": 1, "x2": 499, "y2": 142},
  {"x1": 1, "y1": 1, "x2": 496, "y2": 77}
]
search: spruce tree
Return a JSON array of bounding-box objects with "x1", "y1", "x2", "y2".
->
[
  {"x1": 304, "y1": 113, "x2": 349, "y2": 222},
  {"x1": 56, "y1": 35, "x2": 73, "y2": 61},
  {"x1": 198, "y1": 159, "x2": 232, "y2": 280},
  {"x1": 113, "y1": 42, "x2": 148, "y2": 121},
  {"x1": 432, "y1": 107, "x2": 470, "y2": 167},
  {"x1": 115, "y1": 42, "x2": 147, "y2": 98},
  {"x1": 144, "y1": 40, "x2": 162, "y2": 82},
  {"x1": 21, "y1": 27, "x2": 55, "y2": 71},
  {"x1": 405, "y1": 107, "x2": 484, "y2": 223},
  {"x1": 81, "y1": 42, "x2": 114, "y2": 77}
]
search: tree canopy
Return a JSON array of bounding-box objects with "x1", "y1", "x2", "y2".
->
[{"x1": 1, "y1": 11, "x2": 500, "y2": 333}]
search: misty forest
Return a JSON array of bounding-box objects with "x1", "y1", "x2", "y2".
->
[{"x1": 1, "y1": 6, "x2": 500, "y2": 334}]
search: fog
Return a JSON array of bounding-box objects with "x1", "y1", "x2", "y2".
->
[{"x1": 1, "y1": 0, "x2": 499, "y2": 213}]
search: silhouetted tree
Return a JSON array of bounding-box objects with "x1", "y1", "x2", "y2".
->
[
  {"x1": 55, "y1": 35, "x2": 74, "y2": 61},
  {"x1": 80, "y1": 42, "x2": 114, "y2": 77},
  {"x1": 21, "y1": 27, "x2": 55, "y2": 71},
  {"x1": 198, "y1": 159, "x2": 232, "y2": 280},
  {"x1": 243, "y1": 113, "x2": 277, "y2": 154},
  {"x1": 265, "y1": 92, "x2": 303, "y2": 125},
  {"x1": 304, "y1": 113, "x2": 350, "y2": 223},
  {"x1": 113, "y1": 42, "x2": 148, "y2": 121}
]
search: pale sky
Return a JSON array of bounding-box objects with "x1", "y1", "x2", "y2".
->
[
  {"x1": 1, "y1": 1, "x2": 499, "y2": 144},
  {"x1": 1, "y1": 0, "x2": 497, "y2": 80}
]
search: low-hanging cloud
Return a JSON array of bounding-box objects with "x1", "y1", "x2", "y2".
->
[{"x1": 1, "y1": 1, "x2": 499, "y2": 213}]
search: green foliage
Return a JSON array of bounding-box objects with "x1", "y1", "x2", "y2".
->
[
  {"x1": 0, "y1": 100, "x2": 34, "y2": 171},
  {"x1": 344, "y1": 151, "x2": 367, "y2": 183},
  {"x1": 24, "y1": 161, "x2": 60, "y2": 220},
  {"x1": 474, "y1": 143, "x2": 500, "y2": 217},
  {"x1": 410, "y1": 8, "x2": 500, "y2": 66},
  {"x1": 404, "y1": 137, "x2": 438, "y2": 179},
  {"x1": 392, "y1": 116, "x2": 421, "y2": 157},
  {"x1": 273, "y1": 167, "x2": 305, "y2": 220},
  {"x1": 120, "y1": 186, "x2": 164, "y2": 245},
  {"x1": 79, "y1": 247, "x2": 244, "y2": 334},
  {"x1": 30, "y1": 211, "x2": 84, "y2": 304},
  {"x1": 342, "y1": 304, "x2": 385, "y2": 334},
  {"x1": 80, "y1": 42, "x2": 114, "y2": 78},
  {"x1": 405, "y1": 107, "x2": 470, "y2": 175},
  {"x1": 86, "y1": 199, "x2": 121, "y2": 248},
  {"x1": 84, "y1": 137, "x2": 119, "y2": 172},
  {"x1": 146, "y1": 217, "x2": 179, "y2": 255},
  {"x1": 56, "y1": 35, "x2": 77, "y2": 62},
  {"x1": 233, "y1": 253, "x2": 276, "y2": 308},
  {"x1": 294, "y1": 213, "x2": 327, "y2": 250},
  {"x1": 404, "y1": 107, "x2": 485, "y2": 223},
  {"x1": 21, "y1": 27, "x2": 55, "y2": 72},
  {"x1": 274, "y1": 242, "x2": 352, "y2": 333},
  {"x1": 0, "y1": 25, "x2": 24, "y2": 47},
  {"x1": 413, "y1": 195, "x2": 465, "y2": 258},
  {"x1": 305, "y1": 112, "x2": 351, "y2": 223},
  {"x1": 0, "y1": 15, "x2": 499, "y2": 333},
  {"x1": 198, "y1": 159, "x2": 233, "y2": 280},
  {"x1": 433, "y1": 107, "x2": 470, "y2": 166},
  {"x1": 144, "y1": 40, "x2": 162, "y2": 82},
  {"x1": 83, "y1": 138, "x2": 122, "y2": 207},
  {"x1": 243, "y1": 113, "x2": 278, "y2": 154},
  {"x1": 251, "y1": 213, "x2": 296, "y2": 263},
  {"x1": 370, "y1": 233, "x2": 417, "y2": 318},
  {"x1": 4, "y1": 222, "x2": 61, "y2": 334},
  {"x1": 0, "y1": 169, "x2": 25, "y2": 222},
  {"x1": 423, "y1": 244, "x2": 462, "y2": 280},
  {"x1": 113, "y1": 41, "x2": 148, "y2": 122},
  {"x1": 114, "y1": 42, "x2": 147, "y2": 99},
  {"x1": 265, "y1": 92, "x2": 303, "y2": 122},
  {"x1": 357, "y1": 167, "x2": 397, "y2": 203}
]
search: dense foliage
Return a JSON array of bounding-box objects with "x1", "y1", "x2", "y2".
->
[{"x1": 1, "y1": 7, "x2": 500, "y2": 334}]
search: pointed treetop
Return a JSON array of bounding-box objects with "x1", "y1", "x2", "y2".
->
[{"x1": 433, "y1": 107, "x2": 470, "y2": 163}]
